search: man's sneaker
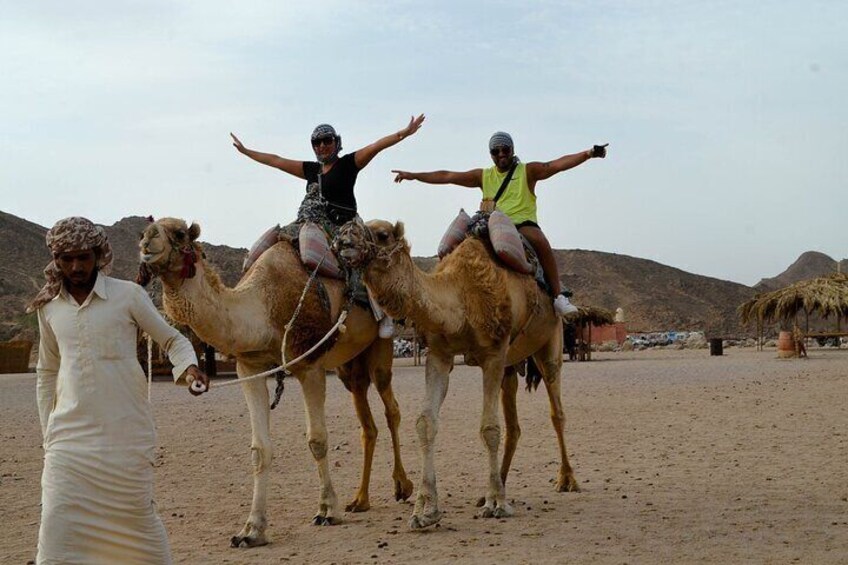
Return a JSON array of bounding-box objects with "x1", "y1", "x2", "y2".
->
[
  {"x1": 378, "y1": 316, "x2": 395, "y2": 339},
  {"x1": 554, "y1": 294, "x2": 578, "y2": 316}
]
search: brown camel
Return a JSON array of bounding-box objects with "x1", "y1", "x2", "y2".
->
[
  {"x1": 337, "y1": 219, "x2": 579, "y2": 530},
  {"x1": 138, "y1": 217, "x2": 413, "y2": 546}
]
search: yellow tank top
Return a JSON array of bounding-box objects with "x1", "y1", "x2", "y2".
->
[{"x1": 481, "y1": 162, "x2": 537, "y2": 225}]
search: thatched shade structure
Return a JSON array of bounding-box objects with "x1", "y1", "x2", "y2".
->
[
  {"x1": 563, "y1": 306, "x2": 615, "y2": 361},
  {"x1": 738, "y1": 273, "x2": 848, "y2": 326},
  {"x1": 564, "y1": 305, "x2": 616, "y2": 327},
  {"x1": 738, "y1": 273, "x2": 848, "y2": 350}
]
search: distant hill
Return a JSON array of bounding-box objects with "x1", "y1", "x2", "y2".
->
[
  {"x1": 0, "y1": 211, "x2": 51, "y2": 336},
  {"x1": 555, "y1": 249, "x2": 755, "y2": 335},
  {"x1": 411, "y1": 249, "x2": 755, "y2": 335},
  {"x1": 0, "y1": 210, "x2": 839, "y2": 341},
  {"x1": 754, "y1": 251, "x2": 847, "y2": 292},
  {"x1": 0, "y1": 213, "x2": 246, "y2": 340}
]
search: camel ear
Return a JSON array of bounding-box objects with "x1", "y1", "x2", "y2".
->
[
  {"x1": 393, "y1": 221, "x2": 405, "y2": 240},
  {"x1": 188, "y1": 222, "x2": 201, "y2": 241}
]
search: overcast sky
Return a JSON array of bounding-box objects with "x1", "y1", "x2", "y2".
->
[{"x1": 1, "y1": 1, "x2": 845, "y2": 286}]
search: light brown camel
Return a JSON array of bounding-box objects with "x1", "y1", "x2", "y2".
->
[
  {"x1": 138, "y1": 217, "x2": 413, "y2": 546},
  {"x1": 337, "y1": 219, "x2": 579, "y2": 530}
]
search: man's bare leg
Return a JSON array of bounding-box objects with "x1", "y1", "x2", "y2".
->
[{"x1": 518, "y1": 225, "x2": 576, "y2": 316}]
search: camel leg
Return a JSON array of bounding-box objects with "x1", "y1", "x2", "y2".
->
[
  {"x1": 534, "y1": 330, "x2": 580, "y2": 492},
  {"x1": 409, "y1": 350, "x2": 451, "y2": 530},
  {"x1": 230, "y1": 359, "x2": 273, "y2": 548},
  {"x1": 500, "y1": 366, "x2": 521, "y2": 487},
  {"x1": 476, "y1": 366, "x2": 520, "y2": 508},
  {"x1": 338, "y1": 357, "x2": 377, "y2": 513},
  {"x1": 298, "y1": 369, "x2": 341, "y2": 525},
  {"x1": 366, "y1": 339, "x2": 414, "y2": 503},
  {"x1": 478, "y1": 354, "x2": 514, "y2": 519}
]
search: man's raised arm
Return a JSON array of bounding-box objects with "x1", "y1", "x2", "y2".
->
[{"x1": 392, "y1": 168, "x2": 483, "y2": 188}]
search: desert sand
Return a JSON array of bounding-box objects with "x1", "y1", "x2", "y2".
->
[{"x1": 2, "y1": 348, "x2": 847, "y2": 564}]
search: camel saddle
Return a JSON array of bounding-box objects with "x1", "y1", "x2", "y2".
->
[{"x1": 243, "y1": 222, "x2": 370, "y2": 307}]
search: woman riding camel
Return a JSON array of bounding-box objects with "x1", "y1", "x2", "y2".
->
[{"x1": 231, "y1": 114, "x2": 425, "y2": 337}]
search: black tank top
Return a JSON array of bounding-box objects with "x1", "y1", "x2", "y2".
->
[{"x1": 302, "y1": 152, "x2": 360, "y2": 225}]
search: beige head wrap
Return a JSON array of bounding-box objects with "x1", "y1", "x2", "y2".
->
[{"x1": 27, "y1": 217, "x2": 113, "y2": 312}]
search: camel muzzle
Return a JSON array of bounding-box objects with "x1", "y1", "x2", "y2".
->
[{"x1": 338, "y1": 246, "x2": 362, "y2": 265}]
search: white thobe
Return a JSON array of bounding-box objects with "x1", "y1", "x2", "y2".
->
[{"x1": 35, "y1": 274, "x2": 198, "y2": 565}]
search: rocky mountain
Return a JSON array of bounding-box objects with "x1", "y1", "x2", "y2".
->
[
  {"x1": 0, "y1": 213, "x2": 246, "y2": 341},
  {"x1": 0, "y1": 211, "x2": 52, "y2": 337},
  {"x1": 411, "y1": 249, "x2": 755, "y2": 335},
  {"x1": 555, "y1": 250, "x2": 755, "y2": 335},
  {"x1": 0, "y1": 210, "x2": 837, "y2": 341},
  {"x1": 754, "y1": 251, "x2": 847, "y2": 292}
]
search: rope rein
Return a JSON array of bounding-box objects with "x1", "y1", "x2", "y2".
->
[
  {"x1": 209, "y1": 309, "x2": 349, "y2": 390},
  {"x1": 147, "y1": 333, "x2": 153, "y2": 401},
  {"x1": 195, "y1": 229, "x2": 351, "y2": 397}
]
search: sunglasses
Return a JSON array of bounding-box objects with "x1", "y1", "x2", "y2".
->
[
  {"x1": 490, "y1": 146, "x2": 512, "y2": 156},
  {"x1": 312, "y1": 136, "x2": 335, "y2": 147}
]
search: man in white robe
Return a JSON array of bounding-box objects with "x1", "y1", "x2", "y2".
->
[{"x1": 29, "y1": 216, "x2": 209, "y2": 565}]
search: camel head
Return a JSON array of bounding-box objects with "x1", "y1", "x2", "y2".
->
[
  {"x1": 335, "y1": 219, "x2": 408, "y2": 269},
  {"x1": 137, "y1": 217, "x2": 202, "y2": 286}
]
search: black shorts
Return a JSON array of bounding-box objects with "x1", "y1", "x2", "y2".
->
[{"x1": 515, "y1": 220, "x2": 540, "y2": 230}]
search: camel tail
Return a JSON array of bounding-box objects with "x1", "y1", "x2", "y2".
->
[{"x1": 524, "y1": 357, "x2": 542, "y2": 392}]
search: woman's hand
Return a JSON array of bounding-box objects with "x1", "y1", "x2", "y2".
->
[{"x1": 399, "y1": 114, "x2": 426, "y2": 139}]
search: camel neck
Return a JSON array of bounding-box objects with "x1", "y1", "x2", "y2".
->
[
  {"x1": 160, "y1": 260, "x2": 275, "y2": 355},
  {"x1": 365, "y1": 250, "x2": 463, "y2": 337}
]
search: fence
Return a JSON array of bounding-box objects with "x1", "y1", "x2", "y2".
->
[{"x1": 0, "y1": 341, "x2": 33, "y2": 374}]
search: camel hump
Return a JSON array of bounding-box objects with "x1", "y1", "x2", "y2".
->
[
  {"x1": 243, "y1": 224, "x2": 282, "y2": 273},
  {"x1": 488, "y1": 211, "x2": 533, "y2": 275},
  {"x1": 299, "y1": 222, "x2": 344, "y2": 279}
]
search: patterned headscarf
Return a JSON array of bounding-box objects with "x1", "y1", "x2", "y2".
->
[
  {"x1": 311, "y1": 123, "x2": 338, "y2": 142},
  {"x1": 311, "y1": 123, "x2": 342, "y2": 164},
  {"x1": 27, "y1": 217, "x2": 113, "y2": 312},
  {"x1": 488, "y1": 131, "x2": 514, "y2": 151}
]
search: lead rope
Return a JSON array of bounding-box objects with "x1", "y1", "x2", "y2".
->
[
  {"x1": 204, "y1": 309, "x2": 349, "y2": 389},
  {"x1": 147, "y1": 333, "x2": 153, "y2": 401},
  {"x1": 190, "y1": 232, "x2": 349, "y2": 406}
]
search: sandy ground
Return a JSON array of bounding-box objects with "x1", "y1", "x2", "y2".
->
[{"x1": 2, "y1": 348, "x2": 847, "y2": 564}]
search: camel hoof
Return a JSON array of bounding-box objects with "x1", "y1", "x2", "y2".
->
[
  {"x1": 345, "y1": 499, "x2": 371, "y2": 513},
  {"x1": 478, "y1": 506, "x2": 495, "y2": 518},
  {"x1": 409, "y1": 510, "x2": 442, "y2": 530},
  {"x1": 556, "y1": 477, "x2": 581, "y2": 493},
  {"x1": 493, "y1": 504, "x2": 514, "y2": 518},
  {"x1": 311, "y1": 515, "x2": 339, "y2": 526},
  {"x1": 395, "y1": 478, "x2": 414, "y2": 502},
  {"x1": 230, "y1": 534, "x2": 268, "y2": 548}
]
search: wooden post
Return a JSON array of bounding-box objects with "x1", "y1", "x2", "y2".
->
[
  {"x1": 203, "y1": 343, "x2": 217, "y2": 378},
  {"x1": 413, "y1": 327, "x2": 420, "y2": 366},
  {"x1": 578, "y1": 323, "x2": 588, "y2": 362}
]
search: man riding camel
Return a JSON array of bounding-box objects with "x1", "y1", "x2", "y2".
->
[{"x1": 392, "y1": 131, "x2": 608, "y2": 316}]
